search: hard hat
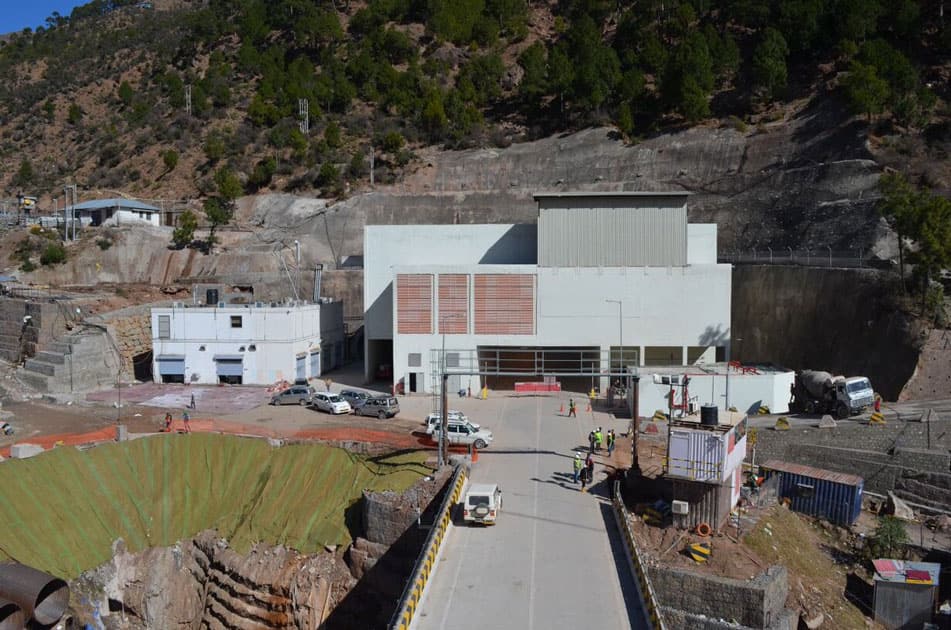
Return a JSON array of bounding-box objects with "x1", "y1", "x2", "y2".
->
[{"x1": 575, "y1": 452, "x2": 581, "y2": 458}]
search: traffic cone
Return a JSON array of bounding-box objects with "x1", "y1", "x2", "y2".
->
[
  {"x1": 586, "y1": 402, "x2": 592, "y2": 412},
  {"x1": 560, "y1": 403, "x2": 565, "y2": 414},
  {"x1": 472, "y1": 446, "x2": 479, "y2": 463}
]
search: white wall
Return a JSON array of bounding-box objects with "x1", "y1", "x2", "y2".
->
[
  {"x1": 151, "y1": 302, "x2": 343, "y2": 385},
  {"x1": 364, "y1": 224, "x2": 537, "y2": 341},
  {"x1": 390, "y1": 263, "x2": 733, "y2": 394},
  {"x1": 107, "y1": 209, "x2": 160, "y2": 227},
  {"x1": 637, "y1": 369, "x2": 795, "y2": 416},
  {"x1": 687, "y1": 224, "x2": 718, "y2": 264}
]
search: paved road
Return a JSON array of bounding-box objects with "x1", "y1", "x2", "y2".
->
[{"x1": 413, "y1": 396, "x2": 649, "y2": 630}]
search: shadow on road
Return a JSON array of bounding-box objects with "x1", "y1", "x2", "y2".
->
[{"x1": 597, "y1": 501, "x2": 652, "y2": 629}]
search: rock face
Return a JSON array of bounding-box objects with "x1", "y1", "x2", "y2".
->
[
  {"x1": 76, "y1": 532, "x2": 332, "y2": 629},
  {"x1": 70, "y1": 468, "x2": 455, "y2": 629}
]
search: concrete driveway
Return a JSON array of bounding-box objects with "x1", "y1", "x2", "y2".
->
[{"x1": 412, "y1": 394, "x2": 648, "y2": 630}]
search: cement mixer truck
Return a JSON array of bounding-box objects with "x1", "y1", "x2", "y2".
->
[{"x1": 790, "y1": 370, "x2": 875, "y2": 419}]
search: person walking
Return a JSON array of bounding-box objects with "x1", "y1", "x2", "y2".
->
[
  {"x1": 189, "y1": 393, "x2": 196, "y2": 410},
  {"x1": 183, "y1": 409, "x2": 191, "y2": 433},
  {"x1": 588, "y1": 430, "x2": 596, "y2": 454},
  {"x1": 585, "y1": 453, "x2": 595, "y2": 487},
  {"x1": 607, "y1": 429, "x2": 616, "y2": 456},
  {"x1": 579, "y1": 464, "x2": 589, "y2": 492},
  {"x1": 164, "y1": 412, "x2": 172, "y2": 433},
  {"x1": 572, "y1": 453, "x2": 583, "y2": 484},
  {"x1": 594, "y1": 427, "x2": 603, "y2": 451},
  {"x1": 568, "y1": 398, "x2": 577, "y2": 418}
]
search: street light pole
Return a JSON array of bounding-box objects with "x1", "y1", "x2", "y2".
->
[{"x1": 606, "y1": 299, "x2": 622, "y2": 372}]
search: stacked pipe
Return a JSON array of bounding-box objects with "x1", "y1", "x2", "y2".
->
[{"x1": 0, "y1": 563, "x2": 69, "y2": 628}]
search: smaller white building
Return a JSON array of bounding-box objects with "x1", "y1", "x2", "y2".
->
[
  {"x1": 638, "y1": 364, "x2": 795, "y2": 416},
  {"x1": 74, "y1": 198, "x2": 161, "y2": 227},
  {"x1": 151, "y1": 300, "x2": 345, "y2": 386}
]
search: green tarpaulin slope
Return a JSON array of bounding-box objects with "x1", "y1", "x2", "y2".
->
[{"x1": 0, "y1": 434, "x2": 429, "y2": 578}]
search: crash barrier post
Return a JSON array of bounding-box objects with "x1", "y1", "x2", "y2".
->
[
  {"x1": 612, "y1": 479, "x2": 666, "y2": 630},
  {"x1": 389, "y1": 465, "x2": 467, "y2": 630}
]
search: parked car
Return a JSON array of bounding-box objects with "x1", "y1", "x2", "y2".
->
[
  {"x1": 312, "y1": 392, "x2": 352, "y2": 415},
  {"x1": 463, "y1": 483, "x2": 502, "y2": 525},
  {"x1": 357, "y1": 396, "x2": 400, "y2": 419},
  {"x1": 425, "y1": 411, "x2": 477, "y2": 435},
  {"x1": 340, "y1": 390, "x2": 372, "y2": 410},
  {"x1": 270, "y1": 386, "x2": 314, "y2": 406},
  {"x1": 432, "y1": 422, "x2": 493, "y2": 449}
]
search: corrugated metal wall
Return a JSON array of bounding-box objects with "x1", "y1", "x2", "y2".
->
[
  {"x1": 874, "y1": 582, "x2": 935, "y2": 629},
  {"x1": 766, "y1": 469, "x2": 863, "y2": 526},
  {"x1": 473, "y1": 274, "x2": 535, "y2": 335},
  {"x1": 537, "y1": 199, "x2": 687, "y2": 267},
  {"x1": 438, "y1": 274, "x2": 469, "y2": 334},
  {"x1": 396, "y1": 274, "x2": 433, "y2": 334},
  {"x1": 671, "y1": 479, "x2": 733, "y2": 531}
]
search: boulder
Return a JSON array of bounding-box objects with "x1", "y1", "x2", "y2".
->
[{"x1": 886, "y1": 492, "x2": 915, "y2": 521}]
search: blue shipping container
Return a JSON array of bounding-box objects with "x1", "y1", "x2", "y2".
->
[{"x1": 761, "y1": 460, "x2": 864, "y2": 526}]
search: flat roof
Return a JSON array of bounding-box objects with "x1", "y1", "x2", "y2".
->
[
  {"x1": 873, "y1": 559, "x2": 941, "y2": 585},
  {"x1": 72, "y1": 198, "x2": 161, "y2": 212},
  {"x1": 533, "y1": 191, "x2": 691, "y2": 200},
  {"x1": 761, "y1": 460, "x2": 863, "y2": 487}
]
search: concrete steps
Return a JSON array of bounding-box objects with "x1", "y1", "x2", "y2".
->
[{"x1": 18, "y1": 332, "x2": 119, "y2": 393}]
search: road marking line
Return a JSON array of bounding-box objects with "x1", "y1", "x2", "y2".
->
[{"x1": 528, "y1": 397, "x2": 540, "y2": 630}]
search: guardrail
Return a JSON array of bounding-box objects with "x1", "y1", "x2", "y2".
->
[
  {"x1": 613, "y1": 479, "x2": 666, "y2": 630},
  {"x1": 389, "y1": 465, "x2": 467, "y2": 630}
]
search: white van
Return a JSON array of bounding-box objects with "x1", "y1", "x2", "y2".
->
[
  {"x1": 425, "y1": 412, "x2": 479, "y2": 435},
  {"x1": 463, "y1": 483, "x2": 502, "y2": 525}
]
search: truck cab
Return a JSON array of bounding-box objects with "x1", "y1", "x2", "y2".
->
[{"x1": 837, "y1": 377, "x2": 874, "y2": 416}]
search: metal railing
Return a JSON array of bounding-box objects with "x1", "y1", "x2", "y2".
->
[
  {"x1": 389, "y1": 465, "x2": 467, "y2": 630},
  {"x1": 718, "y1": 248, "x2": 874, "y2": 268},
  {"x1": 613, "y1": 479, "x2": 666, "y2": 630}
]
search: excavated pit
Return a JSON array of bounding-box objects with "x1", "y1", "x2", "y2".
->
[{"x1": 0, "y1": 434, "x2": 449, "y2": 629}]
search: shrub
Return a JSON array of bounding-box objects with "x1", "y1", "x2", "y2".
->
[
  {"x1": 19, "y1": 259, "x2": 36, "y2": 273},
  {"x1": 40, "y1": 243, "x2": 66, "y2": 266},
  {"x1": 96, "y1": 238, "x2": 112, "y2": 250}
]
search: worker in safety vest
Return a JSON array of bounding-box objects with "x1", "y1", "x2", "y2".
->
[
  {"x1": 594, "y1": 427, "x2": 603, "y2": 450},
  {"x1": 572, "y1": 453, "x2": 583, "y2": 484}
]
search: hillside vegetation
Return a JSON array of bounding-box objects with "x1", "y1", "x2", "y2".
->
[{"x1": 0, "y1": 0, "x2": 948, "y2": 202}]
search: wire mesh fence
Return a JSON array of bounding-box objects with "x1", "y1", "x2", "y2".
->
[{"x1": 719, "y1": 248, "x2": 873, "y2": 268}]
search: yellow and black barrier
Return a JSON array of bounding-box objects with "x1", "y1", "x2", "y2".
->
[
  {"x1": 652, "y1": 410, "x2": 667, "y2": 422},
  {"x1": 775, "y1": 417, "x2": 790, "y2": 430},
  {"x1": 613, "y1": 480, "x2": 667, "y2": 630},
  {"x1": 758, "y1": 405, "x2": 770, "y2": 415},
  {"x1": 390, "y1": 465, "x2": 467, "y2": 630},
  {"x1": 869, "y1": 411, "x2": 886, "y2": 425},
  {"x1": 688, "y1": 542, "x2": 711, "y2": 563}
]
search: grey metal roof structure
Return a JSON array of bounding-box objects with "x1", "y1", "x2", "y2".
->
[
  {"x1": 71, "y1": 198, "x2": 160, "y2": 212},
  {"x1": 533, "y1": 191, "x2": 691, "y2": 199}
]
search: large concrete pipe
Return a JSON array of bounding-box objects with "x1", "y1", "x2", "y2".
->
[
  {"x1": 0, "y1": 598, "x2": 25, "y2": 630},
  {"x1": 0, "y1": 563, "x2": 69, "y2": 626}
]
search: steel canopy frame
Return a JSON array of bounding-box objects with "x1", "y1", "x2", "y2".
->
[{"x1": 429, "y1": 347, "x2": 641, "y2": 467}]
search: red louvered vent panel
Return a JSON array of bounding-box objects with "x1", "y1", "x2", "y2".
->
[
  {"x1": 438, "y1": 274, "x2": 469, "y2": 333},
  {"x1": 397, "y1": 274, "x2": 433, "y2": 334},
  {"x1": 474, "y1": 274, "x2": 535, "y2": 335}
]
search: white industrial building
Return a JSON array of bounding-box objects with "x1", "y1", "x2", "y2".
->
[
  {"x1": 364, "y1": 192, "x2": 737, "y2": 396},
  {"x1": 151, "y1": 301, "x2": 344, "y2": 385},
  {"x1": 73, "y1": 198, "x2": 162, "y2": 227}
]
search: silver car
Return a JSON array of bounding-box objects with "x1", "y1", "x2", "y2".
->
[
  {"x1": 357, "y1": 396, "x2": 400, "y2": 419},
  {"x1": 270, "y1": 386, "x2": 314, "y2": 406}
]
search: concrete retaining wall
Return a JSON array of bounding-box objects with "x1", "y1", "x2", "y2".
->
[
  {"x1": 752, "y1": 419, "x2": 951, "y2": 510},
  {"x1": 649, "y1": 565, "x2": 789, "y2": 629}
]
